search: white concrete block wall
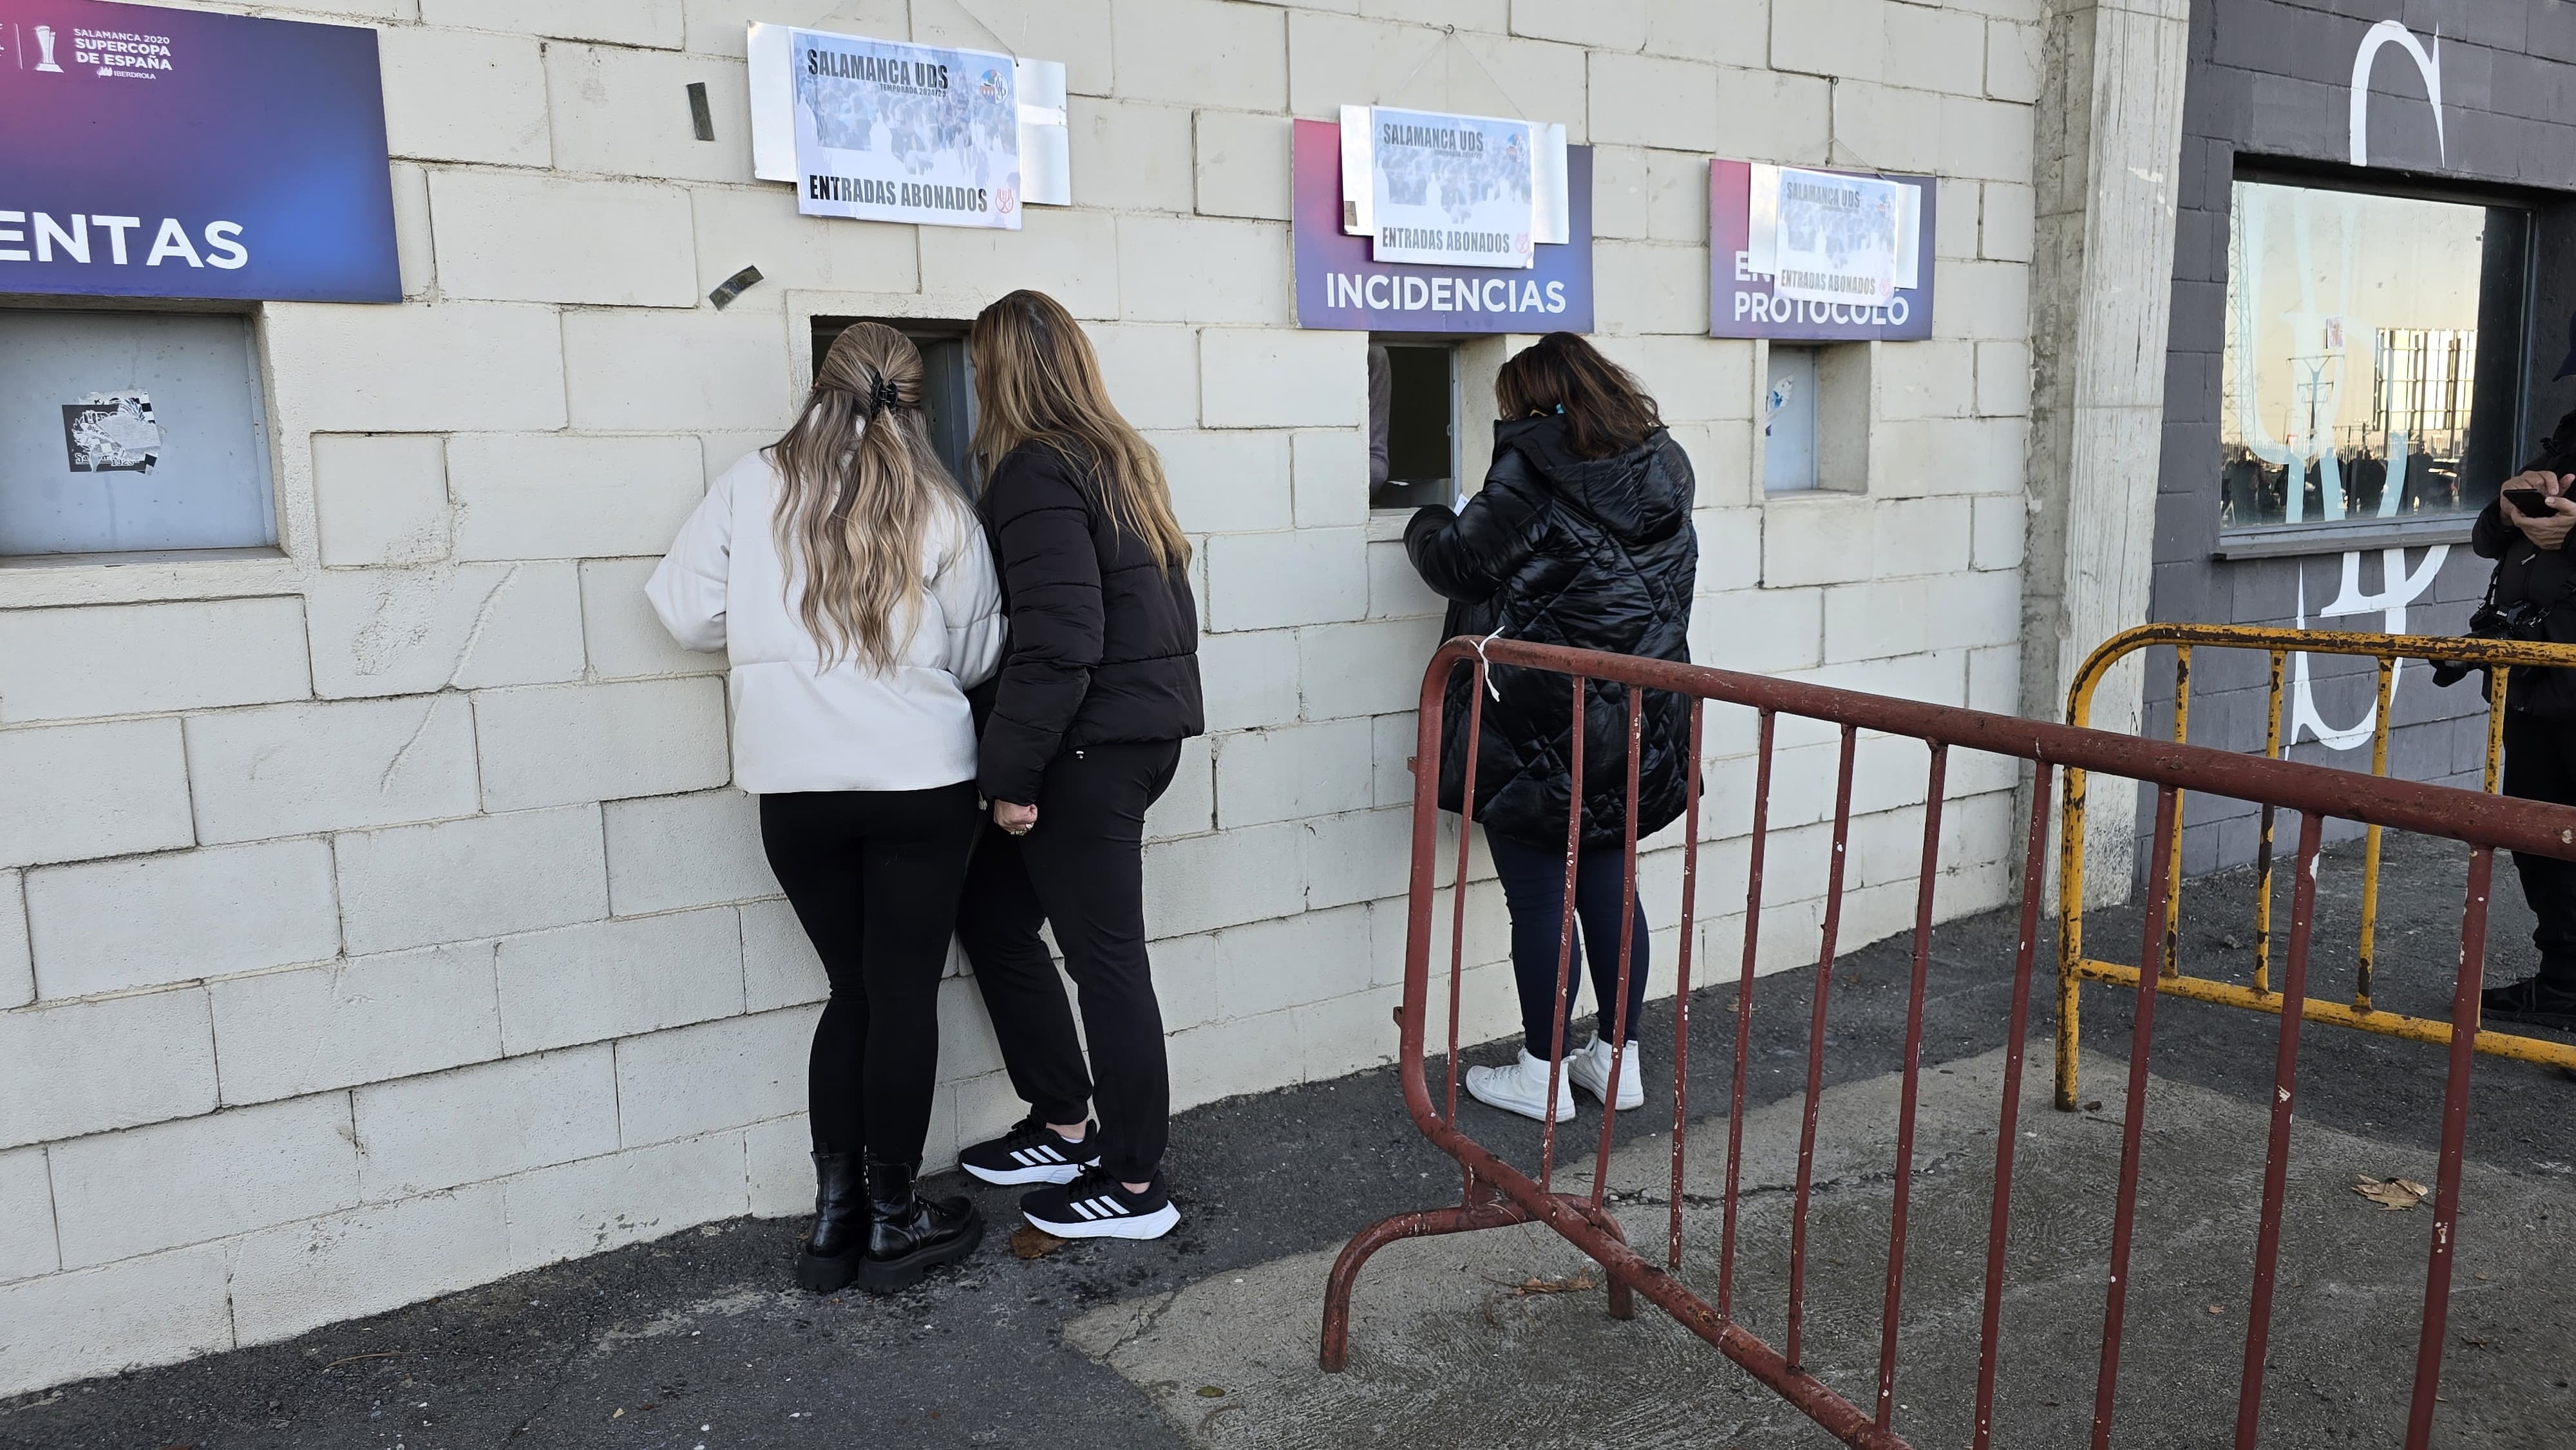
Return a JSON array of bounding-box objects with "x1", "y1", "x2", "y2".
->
[{"x1": 0, "y1": 0, "x2": 2038, "y2": 1397}]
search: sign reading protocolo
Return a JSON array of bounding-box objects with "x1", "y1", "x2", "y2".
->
[
  {"x1": 1709, "y1": 158, "x2": 1935, "y2": 342},
  {"x1": 0, "y1": 1, "x2": 399, "y2": 303}
]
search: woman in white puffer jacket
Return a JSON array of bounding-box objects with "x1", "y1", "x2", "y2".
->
[{"x1": 648, "y1": 321, "x2": 1002, "y2": 1297}]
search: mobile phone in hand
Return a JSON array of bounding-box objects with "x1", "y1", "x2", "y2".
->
[{"x1": 2507, "y1": 489, "x2": 2559, "y2": 518}]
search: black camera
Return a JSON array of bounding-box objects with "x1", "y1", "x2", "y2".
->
[{"x1": 2431, "y1": 599, "x2": 2551, "y2": 687}]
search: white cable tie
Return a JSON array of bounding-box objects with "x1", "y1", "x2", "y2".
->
[{"x1": 1471, "y1": 627, "x2": 1506, "y2": 701}]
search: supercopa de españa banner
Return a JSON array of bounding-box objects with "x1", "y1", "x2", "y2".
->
[{"x1": 791, "y1": 30, "x2": 1021, "y2": 231}]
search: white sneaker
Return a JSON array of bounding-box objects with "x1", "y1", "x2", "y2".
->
[
  {"x1": 1568, "y1": 1036, "x2": 1644, "y2": 1111},
  {"x1": 1465, "y1": 1048, "x2": 1578, "y2": 1123}
]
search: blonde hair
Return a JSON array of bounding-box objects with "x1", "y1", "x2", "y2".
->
[
  {"x1": 966, "y1": 289, "x2": 1190, "y2": 569},
  {"x1": 768, "y1": 322, "x2": 965, "y2": 670}
]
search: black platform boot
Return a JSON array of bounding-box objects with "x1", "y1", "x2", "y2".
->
[
  {"x1": 860, "y1": 1156, "x2": 985, "y2": 1294},
  {"x1": 795, "y1": 1151, "x2": 867, "y2": 1293}
]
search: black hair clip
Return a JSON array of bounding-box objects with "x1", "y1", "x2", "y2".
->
[{"x1": 869, "y1": 375, "x2": 902, "y2": 414}]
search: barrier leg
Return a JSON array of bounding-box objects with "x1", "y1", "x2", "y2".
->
[{"x1": 1319, "y1": 1187, "x2": 1535, "y2": 1372}]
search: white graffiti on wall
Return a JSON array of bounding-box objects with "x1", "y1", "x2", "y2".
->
[{"x1": 2271, "y1": 21, "x2": 2451, "y2": 750}]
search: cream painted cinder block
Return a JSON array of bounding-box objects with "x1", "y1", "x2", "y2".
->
[
  {"x1": 1714, "y1": 66, "x2": 1832, "y2": 166},
  {"x1": 495, "y1": 907, "x2": 746, "y2": 1054},
  {"x1": 918, "y1": 207, "x2": 1121, "y2": 320},
  {"x1": 390, "y1": 162, "x2": 433, "y2": 300},
  {"x1": 1146, "y1": 734, "x2": 1217, "y2": 841},
  {"x1": 49, "y1": 1095, "x2": 359, "y2": 1270},
  {"x1": 1590, "y1": 336, "x2": 1755, "y2": 424},
  {"x1": 354, "y1": 1046, "x2": 620, "y2": 1200},
  {"x1": 1592, "y1": 241, "x2": 1707, "y2": 337},
  {"x1": 1200, "y1": 328, "x2": 1362, "y2": 428},
  {"x1": 740, "y1": 898, "x2": 826, "y2": 1012},
  {"x1": 1158, "y1": 429, "x2": 1293, "y2": 534},
  {"x1": 1298, "y1": 616, "x2": 1438, "y2": 722},
  {"x1": 1591, "y1": 146, "x2": 1650, "y2": 241},
  {"x1": 1204, "y1": 527, "x2": 1367, "y2": 632},
  {"x1": 1876, "y1": 341, "x2": 1978, "y2": 421},
  {"x1": 562, "y1": 308, "x2": 796, "y2": 434},
  {"x1": 265, "y1": 302, "x2": 566, "y2": 435},
  {"x1": 1762, "y1": 496, "x2": 1875, "y2": 587},
  {"x1": 0, "y1": 1145, "x2": 53, "y2": 1283},
  {"x1": 1, "y1": 872, "x2": 26, "y2": 1010},
  {"x1": 1590, "y1": 52, "x2": 1719, "y2": 151},
  {"x1": 1143, "y1": 819, "x2": 1304, "y2": 938},
  {"x1": 614, "y1": 1007, "x2": 815, "y2": 1146},
  {"x1": 1193, "y1": 109, "x2": 1293, "y2": 221},
  {"x1": 1515, "y1": 0, "x2": 1642, "y2": 48},
  {"x1": 744, "y1": 1111, "x2": 815, "y2": 1216},
  {"x1": 375, "y1": 26, "x2": 550, "y2": 168},
  {"x1": 501, "y1": 1131, "x2": 750, "y2": 1271},
  {"x1": 0, "y1": 598, "x2": 310, "y2": 724},
  {"x1": 1828, "y1": 80, "x2": 1943, "y2": 174},
  {"x1": 336, "y1": 805, "x2": 610, "y2": 956},
  {"x1": 0, "y1": 988, "x2": 216, "y2": 1150},
  {"x1": 0, "y1": 1246, "x2": 232, "y2": 1399},
  {"x1": 313, "y1": 434, "x2": 450, "y2": 567},
  {"x1": 1643, "y1": 149, "x2": 1712, "y2": 244},
  {"x1": 545, "y1": 42, "x2": 753, "y2": 184},
  {"x1": 1926, "y1": 569, "x2": 2023, "y2": 652},
  {"x1": 1071, "y1": 98, "x2": 1195, "y2": 213},
  {"x1": 1168, "y1": 901, "x2": 1373, "y2": 1022},
  {"x1": 1692, "y1": 587, "x2": 1823, "y2": 673},
  {"x1": 1292, "y1": 428, "x2": 1370, "y2": 529},
  {"x1": 1285, "y1": 14, "x2": 1588, "y2": 141},
  {"x1": 1119, "y1": 216, "x2": 1290, "y2": 326},
  {"x1": 1870, "y1": 496, "x2": 1975, "y2": 578},
  {"x1": 1087, "y1": 325, "x2": 1200, "y2": 430},
  {"x1": 1986, "y1": 19, "x2": 2042, "y2": 104},
  {"x1": 1198, "y1": 629, "x2": 1300, "y2": 733},
  {"x1": 305, "y1": 562, "x2": 586, "y2": 699},
  {"x1": 1771, "y1": 0, "x2": 1886, "y2": 81},
  {"x1": 582, "y1": 558, "x2": 724, "y2": 680},
  {"x1": 429, "y1": 172, "x2": 698, "y2": 308},
  {"x1": 604, "y1": 789, "x2": 772, "y2": 916},
  {"x1": 1824, "y1": 577, "x2": 1932, "y2": 664},
  {"x1": 1980, "y1": 182, "x2": 2036, "y2": 263},
  {"x1": 1884, "y1": 3, "x2": 1987, "y2": 97},
  {"x1": 1215, "y1": 718, "x2": 1374, "y2": 829},
  {"x1": 210, "y1": 944, "x2": 504, "y2": 1106},
  {"x1": 1975, "y1": 339, "x2": 2033, "y2": 417},
  {"x1": 447, "y1": 433, "x2": 706, "y2": 562},
  {"x1": 422, "y1": 0, "x2": 683, "y2": 48},
  {"x1": 27, "y1": 840, "x2": 339, "y2": 1001},
  {"x1": 473, "y1": 676, "x2": 731, "y2": 813},
  {"x1": 1644, "y1": 0, "x2": 1767, "y2": 67},
  {"x1": 1971, "y1": 494, "x2": 2026, "y2": 571},
  {"x1": 1939, "y1": 95, "x2": 2034, "y2": 185},
  {"x1": 1300, "y1": 804, "x2": 1412, "y2": 911},
  {"x1": 185, "y1": 695, "x2": 482, "y2": 844},
  {"x1": 226, "y1": 1182, "x2": 511, "y2": 1347},
  {"x1": 683, "y1": 0, "x2": 904, "y2": 58},
  {"x1": 1165, "y1": 1006, "x2": 1305, "y2": 1109},
  {"x1": 689, "y1": 185, "x2": 920, "y2": 312},
  {"x1": 1109, "y1": 0, "x2": 1287, "y2": 109},
  {"x1": 0, "y1": 719, "x2": 193, "y2": 871},
  {"x1": 1367, "y1": 537, "x2": 1445, "y2": 621}
]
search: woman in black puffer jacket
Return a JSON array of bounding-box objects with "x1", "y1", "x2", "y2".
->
[
  {"x1": 950, "y1": 290, "x2": 1202, "y2": 1243},
  {"x1": 1405, "y1": 332, "x2": 1698, "y2": 1124}
]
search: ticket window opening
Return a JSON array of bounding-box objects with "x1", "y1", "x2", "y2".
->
[
  {"x1": 1371, "y1": 340, "x2": 1455, "y2": 511},
  {"x1": 810, "y1": 316, "x2": 978, "y2": 493},
  {"x1": 1762, "y1": 342, "x2": 1870, "y2": 494},
  {"x1": 0, "y1": 308, "x2": 277, "y2": 561}
]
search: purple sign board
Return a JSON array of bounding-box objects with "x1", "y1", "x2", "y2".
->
[
  {"x1": 1293, "y1": 118, "x2": 1592, "y2": 334},
  {"x1": 0, "y1": 0, "x2": 399, "y2": 302},
  {"x1": 1708, "y1": 158, "x2": 1935, "y2": 341}
]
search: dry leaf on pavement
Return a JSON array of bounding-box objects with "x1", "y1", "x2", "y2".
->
[
  {"x1": 1009, "y1": 1225, "x2": 1070, "y2": 1259},
  {"x1": 2354, "y1": 1176, "x2": 2430, "y2": 1210}
]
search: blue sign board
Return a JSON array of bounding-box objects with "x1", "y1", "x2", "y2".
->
[{"x1": 0, "y1": 0, "x2": 400, "y2": 302}]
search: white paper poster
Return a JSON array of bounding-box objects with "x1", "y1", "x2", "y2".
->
[
  {"x1": 790, "y1": 30, "x2": 1021, "y2": 230},
  {"x1": 1366, "y1": 106, "x2": 1537, "y2": 270},
  {"x1": 1770, "y1": 166, "x2": 1904, "y2": 306}
]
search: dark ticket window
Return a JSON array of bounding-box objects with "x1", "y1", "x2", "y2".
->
[
  {"x1": 1370, "y1": 341, "x2": 1454, "y2": 511},
  {"x1": 811, "y1": 317, "x2": 977, "y2": 491},
  {"x1": 2219, "y1": 178, "x2": 2528, "y2": 529}
]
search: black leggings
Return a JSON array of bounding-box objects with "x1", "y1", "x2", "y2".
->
[
  {"x1": 2505, "y1": 710, "x2": 2576, "y2": 983},
  {"x1": 956, "y1": 740, "x2": 1182, "y2": 1183},
  {"x1": 759, "y1": 783, "x2": 980, "y2": 1162},
  {"x1": 1486, "y1": 826, "x2": 1652, "y2": 1059}
]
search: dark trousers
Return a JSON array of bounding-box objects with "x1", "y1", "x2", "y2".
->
[
  {"x1": 2503, "y1": 711, "x2": 2576, "y2": 984},
  {"x1": 956, "y1": 740, "x2": 1183, "y2": 1183},
  {"x1": 1486, "y1": 827, "x2": 1653, "y2": 1060},
  {"x1": 759, "y1": 783, "x2": 981, "y2": 1162}
]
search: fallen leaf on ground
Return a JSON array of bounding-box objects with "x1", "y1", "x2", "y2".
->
[
  {"x1": 1196, "y1": 1386, "x2": 1227, "y2": 1398},
  {"x1": 1484, "y1": 1272, "x2": 1598, "y2": 1297},
  {"x1": 2355, "y1": 1176, "x2": 2430, "y2": 1210},
  {"x1": 1009, "y1": 1225, "x2": 1070, "y2": 1259}
]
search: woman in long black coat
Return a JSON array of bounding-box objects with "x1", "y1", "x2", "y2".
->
[{"x1": 1405, "y1": 332, "x2": 1698, "y2": 1123}]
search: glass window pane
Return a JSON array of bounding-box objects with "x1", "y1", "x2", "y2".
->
[{"x1": 2220, "y1": 180, "x2": 2526, "y2": 529}]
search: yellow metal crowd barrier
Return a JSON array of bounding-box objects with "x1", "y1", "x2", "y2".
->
[{"x1": 2056, "y1": 622, "x2": 2576, "y2": 1110}]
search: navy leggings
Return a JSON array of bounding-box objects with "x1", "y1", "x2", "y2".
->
[{"x1": 1485, "y1": 827, "x2": 1652, "y2": 1059}]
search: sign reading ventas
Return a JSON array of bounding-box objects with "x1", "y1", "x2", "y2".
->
[
  {"x1": 1294, "y1": 118, "x2": 1593, "y2": 334},
  {"x1": 1709, "y1": 158, "x2": 1935, "y2": 342},
  {"x1": 0, "y1": 0, "x2": 399, "y2": 302},
  {"x1": 790, "y1": 30, "x2": 1022, "y2": 229}
]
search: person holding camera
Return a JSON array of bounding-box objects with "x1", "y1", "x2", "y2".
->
[{"x1": 2470, "y1": 409, "x2": 2576, "y2": 1029}]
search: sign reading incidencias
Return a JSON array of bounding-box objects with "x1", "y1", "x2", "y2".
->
[{"x1": 790, "y1": 30, "x2": 1021, "y2": 230}]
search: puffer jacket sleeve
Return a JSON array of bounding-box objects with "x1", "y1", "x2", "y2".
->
[
  {"x1": 2473, "y1": 500, "x2": 2515, "y2": 561},
  {"x1": 978, "y1": 448, "x2": 1103, "y2": 805},
  {"x1": 933, "y1": 502, "x2": 1006, "y2": 691},
  {"x1": 647, "y1": 460, "x2": 739, "y2": 653},
  {"x1": 1403, "y1": 446, "x2": 1549, "y2": 604}
]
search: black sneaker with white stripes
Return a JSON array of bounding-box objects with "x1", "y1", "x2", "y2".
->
[
  {"x1": 1019, "y1": 1167, "x2": 1179, "y2": 1240},
  {"x1": 957, "y1": 1115, "x2": 1099, "y2": 1187}
]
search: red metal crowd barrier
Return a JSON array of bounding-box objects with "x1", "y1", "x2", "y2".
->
[{"x1": 1318, "y1": 636, "x2": 2576, "y2": 1450}]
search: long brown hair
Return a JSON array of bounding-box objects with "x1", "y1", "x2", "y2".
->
[
  {"x1": 967, "y1": 289, "x2": 1190, "y2": 569},
  {"x1": 1495, "y1": 332, "x2": 1665, "y2": 460},
  {"x1": 768, "y1": 322, "x2": 967, "y2": 671}
]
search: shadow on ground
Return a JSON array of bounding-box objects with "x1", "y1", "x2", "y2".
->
[{"x1": 5, "y1": 831, "x2": 2573, "y2": 1449}]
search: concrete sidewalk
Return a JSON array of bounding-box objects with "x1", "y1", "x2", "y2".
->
[{"x1": 6, "y1": 831, "x2": 2575, "y2": 1449}]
